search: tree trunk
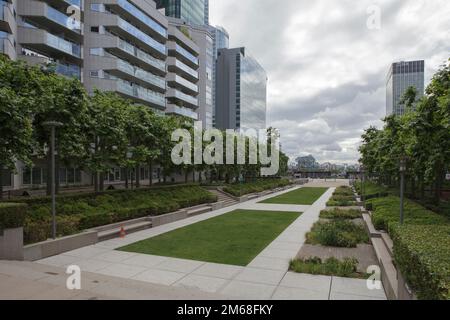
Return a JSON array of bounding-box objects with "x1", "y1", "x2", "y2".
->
[
  {"x1": 149, "y1": 161, "x2": 153, "y2": 186},
  {"x1": 55, "y1": 156, "x2": 60, "y2": 195},
  {"x1": 46, "y1": 147, "x2": 52, "y2": 196},
  {"x1": 125, "y1": 168, "x2": 129, "y2": 189},
  {"x1": 94, "y1": 172, "x2": 99, "y2": 192},
  {"x1": 192, "y1": 170, "x2": 196, "y2": 183},
  {"x1": 99, "y1": 172, "x2": 104, "y2": 191},
  {"x1": 411, "y1": 175, "x2": 416, "y2": 199},
  {"x1": 135, "y1": 165, "x2": 140, "y2": 188},
  {"x1": 0, "y1": 169, "x2": 3, "y2": 200}
]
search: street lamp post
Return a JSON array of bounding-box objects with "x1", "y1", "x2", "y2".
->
[
  {"x1": 360, "y1": 166, "x2": 365, "y2": 204},
  {"x1": 43, "y1": 121, "x2": 63, "y2": 240},
  {"x1": 399, "y1": 157, "x2": 407, "y2": 225}
]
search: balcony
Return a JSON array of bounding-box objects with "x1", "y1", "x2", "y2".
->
[
  {"x1": 0, "y1": 1, "x2": 15, "y2": 34},
  {"x1": 18, "y1": 0, "x2": 83, "y2": 42},
  {"x1": 167, "y1": 73, "x2": 198, "y2": 96},
  {"x1": 117, "y1": 79, "x2": 166, "y2": 109},
  {"x1": 104, "y1": 37, "x2": 165, "y2": 76},
  {"x1": 167, "y1": 57, "x2": 198, "y2": 82},
  {"x1": 166, "y1": 88, "x2": 198, "y2": 109},
  {"x1": 166, "y1": 104, "x2": 198, "y2": 120},
  {"x1": 0, "y1": 32, "x2": 15, "y2": 59},
  {"x1": 167, "y1": 41, "x2": 199, "y2": 69},
  {"x1": 18, "y1": 26, "x2": 82, "y2": 64},
  {"x1": 105, "y1": 0, "x2": 167, "y2": 42},
  {"x1": 106, "y1": 17, "x2": 166, "y2": 59},
  {"x1": 105, "y1": 57, "x2": 166, "y2": 93}
]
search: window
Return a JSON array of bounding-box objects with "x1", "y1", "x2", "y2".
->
[
  {"x1": 90, "y1": 26, "x2": 99, "y2": 33},
  {"x1": 90, "y1": 48, "x2": 103, "y2": 56},
  {"x1": 90, "y1": 71, "x2": 100, "y2": 78}
]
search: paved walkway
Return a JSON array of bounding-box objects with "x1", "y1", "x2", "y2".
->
[{"x1": 33, "y1": 182, "x2": 386, "y2": 300}]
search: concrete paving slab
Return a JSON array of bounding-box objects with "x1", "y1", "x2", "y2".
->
[
  {"x1": 37, "y1": 254, "x2": 81, "y2": 267},
  {"x1": 247, "y1": 256, "x2": 290, "y2": 271},
  {"x1": 174, "y1": 274, "x2": 229, "y2": 293},
  {"x1": 192, "y1": 263, "x2": 244, "y2": 280},
  {"x1": 259, "y1": 248, "x2": 298, "y2": 260},
  {"x1": 279, "y1": 272, "x2": 331, "y2": 292},
  {"x1": 154, "y1": 258, "x2": 205, "y2": 273},
  {"x1": 330, "y1": 291, "x2": 386, "y2": 300},
  {"x1": 331, "y1": 276, "x2": 386, "y2": 299},
  {"x1": 121, "y1": 254, "x2": 170, "y2": 268},
  {"x1": 234, "y1": 268, "x2": 286, "y2": 285},
  {"x1": 64, "y1": 246, "x2": 110, "y2": 259},
  {"x1": 272, "y1": 286, "x2": 329, "y2": 300},
  {"x1": 220, "y1": 280, "x2": 277, "y2": 300},
  {"x1": 131, "y1": 268, "x2": 186, "y2": 286},
  {"x1": 95, "y1": 250, "x2": 138, "y2": 263},
  {"x1": 95, "y1": 263, "x2": 147, "y2": 278},
  {"x1": 67, "y1": 259, "x2": 112, "y2": 273}
]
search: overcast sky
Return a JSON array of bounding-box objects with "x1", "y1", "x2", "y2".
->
[{"x1": 210, "y1": 0, "x2": 450, "y2": 164}]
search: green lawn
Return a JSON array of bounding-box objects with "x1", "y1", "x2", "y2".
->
[
  {"x1": 259, "y1": 187, "x2": 328, "y2": 205},
  {"x1": 118, "y1": 210, "x2": 301, "y2": 266}
]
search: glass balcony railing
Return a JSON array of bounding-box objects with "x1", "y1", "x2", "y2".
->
[
  {"x1": 174, "y1": 59, "x2": 198, "y2": 79},
  {"x1": 175, "y1": 44, "x2": 198, "y2": 65},
  {"x1": 173, "y1": 75, "x2": 198, "y2": 92},
  {"x1": 168, "y1": 105, "x2": 198, "y2": 120},
  {"x1": 117, "y1": 0, "x2": 167, "y2": 38},
  {"x1": 55, "y1": 62, "x2": 81, "y2": 79},
  {"x1": 117, "y1": 38, "x2": 165, "y2": 72},
  {"x1": 170, "y1": 89, "x2": 198, "y2": 106},
  {"x1": 117, "y1": 18, "x2": 166, "y2": 55},
  {"x1": 116, "y1": 58, "x2": 165, "y2": 89},
  {"x1": 46, "y1": 32, "x2": 81, "y2": 57},
  {"x1": 65, "y1": 0, "x2": 81, "y2": 7},
  {"x1": 117, "y1": 79, "x2": 165, "y2": 107},
  {"x1": 47, "y1": 5, "x2": 82, "y2": 32}
]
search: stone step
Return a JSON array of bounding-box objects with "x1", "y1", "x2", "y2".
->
[{"x1": 98, "y1": 221, "x2": 152, "y2": 242}]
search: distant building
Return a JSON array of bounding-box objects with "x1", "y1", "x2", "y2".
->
[
  {"x1": 386, "y1": 60, "x2": 425, "y2": 116},
  {"x1": 155, "y1": 0, "x2": 206, "y2": 26},
  {"x1": 296, "y1": 155, "x2": 319, "y2": 170},
  {"x1": 215, "y1": 47, "x2": 267, "y2": 131}
]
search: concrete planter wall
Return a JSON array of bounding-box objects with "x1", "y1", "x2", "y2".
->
[
  {"x1": 0, "y1": 227, "x2": 24, "y2": 260},
  {"x1": 23, "y1": 231, "x2": 98, "y2": 261},
  {"x1": 150, "y1": 210, "x2": 189, "y2": 227}
]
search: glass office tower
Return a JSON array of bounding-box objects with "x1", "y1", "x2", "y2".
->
[
  {"x1": 155, "y1": 0, "x2": 206, "y2": 26},
  {"x1": 386, "y1": 60, "x2": 425, "y2": 116}
]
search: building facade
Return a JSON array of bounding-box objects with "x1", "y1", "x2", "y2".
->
[
  {"x1": 386, "y1": 60, "x2": 425, "y2": 116},
  {"x1": 154, "y1": 0, "x2": 205, "y2": 26},
  {"x1": 0, "y1": 0, "x2": 212, "y2": 192},
  {"x1": 210, "y1": 25, "x2": 229, "y2": 127},
  {"x1": 215, "y1": 47, "x2": 267, "y2": 132},
  {"x1": 165, "y1": 19, "x2": 200, "y2": 120}
]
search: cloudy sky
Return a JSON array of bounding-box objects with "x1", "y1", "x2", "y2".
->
[{"x1": 210, "y1": 0, "x2": 450, "y2": 164}]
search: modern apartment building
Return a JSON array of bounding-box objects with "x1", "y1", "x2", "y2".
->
[
  {"x1": 164, "y1": 18, "x2": 200, "y2": 120},
  {"x1": 386, "y1": 60, "x2": 425, "y2": 116},
  {"x1": 154, "y1": 0, "x2": 205, "y2": 26},
  {"x1": 83, "y1": 0, "x2": 168, "y2": 112},
  {"x1": 209, "y1": 25, "x2": 229, "y2": 127},
  {"x1": 165, "y1": 18, "x2": 213, "y2": 127},
  {"x1": 216, "y1": 47, "x2": 267, "y2": 132},
  {"x1": 0, "y1": 0, "x2": 84, "y2": 79}
]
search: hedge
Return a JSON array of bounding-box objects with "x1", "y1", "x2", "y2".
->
[
  {"x1": 354, "y1": 181, "x2": 389, "y2": 200},
  {"x1": 20, "y1": 185, "x2": 217, "y2": 244},
  {"x1": 223, "y1": 179, "x2": 291, "y2": 197},
  {"x1": 366, "y1": 196, "x2": 450, "y2": 300},
  {"x1": 391, "y1": 225, "x2": 450, "y2": 300},
  {"x1": 0, "y1": 203, "x2": 27, "y2": 230}
]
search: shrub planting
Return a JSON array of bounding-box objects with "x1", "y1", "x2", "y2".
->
[
  {"x1": 319, "y1": 208, "x2": 362, "y2": 220},
  {"x1": 18, "y1": 185, "x2": 217, "y2": 244},
  {"x1": 366, "y1": 195, "x2": 450, "y2": 299},
  {"x1": 333, "y1": 186, "x2": 354, "y2": 196},
  {"x1": 306, "y1": 220, "x2": 369, "y2": 248},
  {"x1": 0, "y1": 203, "x2": 27, "y2": 230},
  {"x1": 223, "y1": 179, "x2": 291, "y2": 197},
  {"x1": 289, "y1": 257, "x2": 365, "y2": 278}
]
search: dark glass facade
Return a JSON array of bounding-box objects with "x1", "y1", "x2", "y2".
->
[{"x1": 155, "y1": 0, "x2": 206, "y2": 26}]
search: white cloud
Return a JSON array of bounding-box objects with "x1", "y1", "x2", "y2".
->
[{"x1": 210, "y1": 0, "x2": 450, "y2": 164}]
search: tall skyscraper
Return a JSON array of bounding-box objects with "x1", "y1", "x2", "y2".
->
[
  {"x1": 210, "y1": 25, "x2": 229, "y2": 127},
  {"x1": 216, "y1": 47, "x2": 267, "y2": 132},
  {"x1": 154, "y1": 0, "x2": 206, "y2": 26},
  {"x1": 386, "y1": 60, "x2": 425, "y2": 116},
  {"x1": 204, "y1": 0, "x2": 209, "y2": 25}
]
